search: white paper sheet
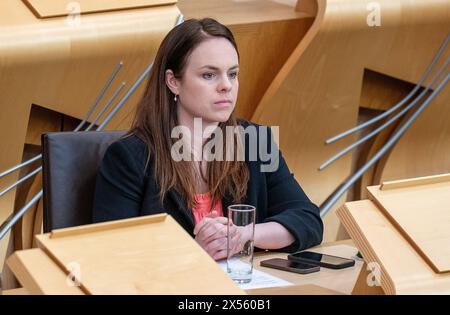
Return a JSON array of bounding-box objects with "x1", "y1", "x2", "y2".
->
[{"x1": 217, "y1": 260, "x2": 292, "y2": 290}]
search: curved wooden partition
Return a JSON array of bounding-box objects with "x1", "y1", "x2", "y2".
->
[
  {"x1": 177, "y1": 0, "x2": 316, "y2": 120},
  {"x1": 252, "y1": 0, "x2": 450, "y2": 241},
  {"x1": 0, "y1": 0, "x2": 180, "y2": 272},
  {"x1": 1, "y1": 0, "x2": 316, "y2": 282}
]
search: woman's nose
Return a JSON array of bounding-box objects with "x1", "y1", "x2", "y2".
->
[{"x1": 217, "y1": 75, "x2": 232, "y2": 92}]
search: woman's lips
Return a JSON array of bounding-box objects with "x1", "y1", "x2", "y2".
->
[
  {"x1": 214, "y1": 100, "x2": 233, "y2": 108},
  {"x1": 214, "y1": 100, "x2": 232, "y2": 104}
]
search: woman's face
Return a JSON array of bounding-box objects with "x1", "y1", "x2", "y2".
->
[{"x1": 167, "y1": 37, "x2": 239, "y2": 126}]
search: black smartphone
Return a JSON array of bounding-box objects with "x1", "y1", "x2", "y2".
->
[
  {"x1": 288, "y1": 251, "x2": 355, "y2": 269},
  {"x1": 260, "y1": 258, "x2": 320, "y2": 274}
]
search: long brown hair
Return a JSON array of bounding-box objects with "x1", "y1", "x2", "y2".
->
[{"x1": 131, "y1": 18, "x2": 249, "y2": 209}]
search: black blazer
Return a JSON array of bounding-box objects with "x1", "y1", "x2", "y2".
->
[{"x1": 92, "y1": 121, "x2": 323, "y2": 253}]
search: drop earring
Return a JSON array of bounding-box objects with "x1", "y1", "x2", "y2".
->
[{"x1": 174, "y1": 94, "x2": 178, "y2": 102}]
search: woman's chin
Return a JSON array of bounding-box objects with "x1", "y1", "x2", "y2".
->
[
  {"x1": 214, "y1": 114, "x2": 232, "y2": 123},
  {"x1": 202, "y1": 112, "x2": 232, "y2": 124}
]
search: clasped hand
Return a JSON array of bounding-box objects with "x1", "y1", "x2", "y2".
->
[{"x1": 193, "y1": 211, "x2": 251, "y2": 261}]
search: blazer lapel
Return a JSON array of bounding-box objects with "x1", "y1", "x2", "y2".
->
[{"x1": 167, "y1": 189, "x2": 195, "y2": 227}]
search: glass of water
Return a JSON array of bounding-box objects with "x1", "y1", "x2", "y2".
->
[{"x1": 226, "y1": 204, "x2": 256, "y2": 284}]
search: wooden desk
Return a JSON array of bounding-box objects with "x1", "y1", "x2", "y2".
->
[
  {"x1": 6, "y1": 239, "x2": 361, "y2": 295},
  {"x1": 1, "y1": 288, "x2": 29, "y2": 295},
  {"x1": 6, "y1": 215, "x2": 244, "y2": 295},
  {"x1": 247, "y1": 240, "x2": 363, "y2": 295}
]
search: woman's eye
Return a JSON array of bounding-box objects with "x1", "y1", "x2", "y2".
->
[
  {"x1": 202, "y1": 73, "x2": 215, "y2": 79},
  {"x1": 229, "y1": 72, "x2": 238, "y2": 79}
]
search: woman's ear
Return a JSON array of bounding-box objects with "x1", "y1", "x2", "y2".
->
[{"x1": 165, "y1": 69, "x2": 180, "y2": 95}]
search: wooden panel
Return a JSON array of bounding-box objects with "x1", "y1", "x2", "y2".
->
[
  {"x1": 7, "y1": 248, "x2": 83, "y2": 294},
  {"x1": 352, "y1": 262, "x2": 385, "y2": 295},
  {"x1": 247, "y1": 284, "x2": 342, "y2": 295},
  {"x1": 25, "y1": 105, "x2": 62, "y2": 146},
  {"x1": 359, "y1": 69, "x2": 419, "y2": 112},
  {"x1": 231, "y1": 20, "x2": 313, "y2": 120},
  {"x1": 380, "y1": 173, "x2": 450, "y2": 190},
  {"x1": 367, "y1": 179, "x2": 450, "y2": 273},
  {"x1": 252, "y1": 0, "x2": 450, "y2": 242},
  {"x1": 34, "y1": 215, "x2": 244, "y2": 295},
  {"x1": 177, "y1": 0, "x2": 309, "y2": 25},
  {"x1": 252, "y1": 0, "x2": 353, "y2": 242},
  {"x1": 14, "y1": 173, "x2": 42, "y2": 251},
  {"x1": 23, "y1": 0, "x2": 176, "y2": 18},
  {"x1": 8, "y1": 239, "x2": 359, "y2": 295},
  {"x1": 0, "y1": 0, "x2": 180, "y2": 269},
  {"x1": 337, "y1": 200, "x2": 450, "y2": 294},
  {"x1": 355, "y1": 106, "x2": 413, "y2": 201},
  {"x1": 1, "y1": 287, "x2": 29, "y2": 295},
  {"x1": 178, "y1": 0, "x2": 314, "y2": 120},
  {"x1": 1, "y1": 232, "x2": 20, "y2": 290}
]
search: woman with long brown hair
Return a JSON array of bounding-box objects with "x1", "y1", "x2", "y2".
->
[{"x1": 93, "y1": 18, "x2": 323, "y2": 260}]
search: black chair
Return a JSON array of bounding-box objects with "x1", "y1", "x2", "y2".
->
[{"x1": 41, "y1": 130, "x2": 126, "y2": 232}]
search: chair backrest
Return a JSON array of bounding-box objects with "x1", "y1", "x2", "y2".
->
[{"x1": 42, "y1": 130, "x2": 127, "y2": 232}]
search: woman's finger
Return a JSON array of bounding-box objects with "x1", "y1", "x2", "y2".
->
[
  {"x1": 212, "y1": 249, "x2": 228, "y2": 261},
  {"x1": 193, "y1": 216, "x2": 213, "y2": 235},
  {"x1": 196, "y1": 221, "x2": 227, "y2": 242},
  {"x1": 194, "y1": 216, "x2": 228, "y2": 236},
  {"x1": 204, "y1": 225, "x2": 228, "y2": 243},
  {"x1": 204, "y1": 237, "x2": 227, "y2": 253}
]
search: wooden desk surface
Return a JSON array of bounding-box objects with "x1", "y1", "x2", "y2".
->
[
  {"x1": 247, "y1": 239, "x2": 363, "y2": 295},
  {"x1": 6, "y1": 239, "x2": 362, "y2": 295}
]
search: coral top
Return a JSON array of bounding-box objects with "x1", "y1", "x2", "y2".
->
[{"x1": 192, "y1": 193, "x2": 223, "y2": 225}]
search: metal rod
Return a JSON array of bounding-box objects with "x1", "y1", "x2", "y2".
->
[
  {"x1": 320, "y1": 73, "x2": 449, "y2": 217},
  {"x1": 176, "y1": 14, "x2": 184, "y2": 25},
  {"x1": 0, "y1": 18, "x2": 186, "y2": 237},
  {"x1": 0, "y1": 190, "x2": 43, "y2": 240},
  {"x1": 85, "y1": 82, "x2": 126, "y2": 131},
  {"x1": 74, "y1": 61, "x2": 123, "y2": 132},
  {"x1": 0, "y1": 63, "x2": 123, "y2": 238},
  {"x1": 325, "y1": 33, "x2": 449, "y2": 144},
  {"x1": 0, "y1": 167, "x2": 42, "y2": 198},
  {"x1": 0, "y1": 62, "x2": 123, "y2": 178},
  {"x1": 97, "y1": 16, "x2": 185, "y2": 131},
  {"x1": 319, "y1": 58, "x2": 449, "y2": 170},
  {"x1": 0, "y1": 154, "x2": 41, "y2": 179},
  {"x1": 0, "y1": 62, "x2": 148, "y2": 238},
  {"x1": 97, "y1": 63, "x2": 153, "y2": 131},
  {"x1": 0, "y1": 64, "x2": 122, "y2": 238}
]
